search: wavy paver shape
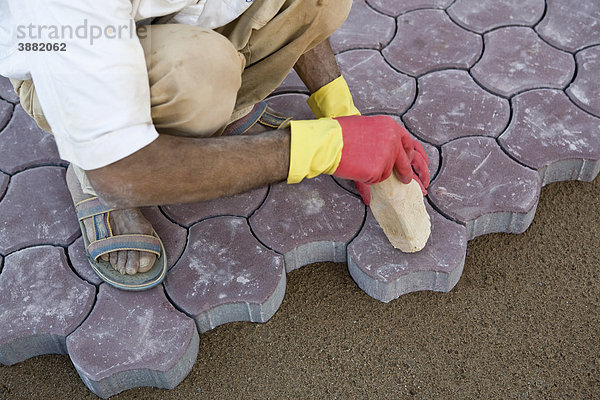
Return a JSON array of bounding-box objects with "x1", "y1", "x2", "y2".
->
[
  {"x1": 0, "y1": 167, "x2": 79, "y2": 254},
  {"x1": 0, "y1": 77, "x2": 18, "y2": 103},
  {"x1": 472, "y1": 27, "x2": 575, "y2": 97},
  {"x1": 448, "y1": 0, "x2": 545, "y2": 33},
  {"x1": 0, "y1": 106, "x2": 64, "y2": 174},
  {"x1": 250, "y1": 176, "x2": 364, "y2": 271},
  {"x1": 67, "y1": 285, "x2": 199, "y2": 399},
  {"x1": 330, "y1": 0, "x2": 395, "y2": 53},
  {"x1": 536, "y1": 0, "x2": 600, "y2": 52},
  {"x1": 0, "y1": 246, "x2": 95, "y2": 366},
  {"x1": 499, "y1": 90, "x2": 600, "y2": 186},
  {"x1": 165, "y1": 216, "x2": 285, "y2": 333},
  {"x1": 0, "y1": 100, "x2": 11, "y2": 131},
  {"x1": 404, "y1": 70, "x2": 510, "y2": 146},
  {"x1": 162, "y1": 186, "x2": 268, "y2": 227},
  {"x1": 348, "y1": 204, "x2": 467, "y2": 302},
  {"x1": 567, "y1": 46, "x2": 600, "y2": 117},
  {"x1": 429, "y1": 137, "x2": 541, "y2": 240},
  {"x1": 338, "y1": 49, "x2": 416, "y2": 114},
  {"x1": 367, "y1": 0, "x2": 453, "y2": 17},
  {"x1": 383, "y1": 9, "x2": 482, "y2": 76},
  {"x1": 0, "y1": 172, "x2": 8, "y2": 200},
  {"x1": 2, "y1": 2, "x2": 600, "y2": 397}
]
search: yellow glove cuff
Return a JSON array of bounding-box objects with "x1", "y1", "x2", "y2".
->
[
  {"x1": 306, "y1": 76, "x2": 361, "y2": 118},
  {"x1": 287, "y1": 118, "x2": 344, "y2": 184}
]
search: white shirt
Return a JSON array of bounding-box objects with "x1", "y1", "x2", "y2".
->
[{"x1": 0, "y1": 0, "x2": 253, "y2": 170}]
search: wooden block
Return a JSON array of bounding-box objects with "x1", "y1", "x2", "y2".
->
[{"x1": 370, "y1": 176, "x2": 431, "y2": 252}]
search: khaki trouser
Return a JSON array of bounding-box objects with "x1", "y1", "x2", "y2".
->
[{"x1": 11, "y1": 0, "x2": 352, "y2": 195}]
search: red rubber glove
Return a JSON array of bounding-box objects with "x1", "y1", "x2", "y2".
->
[{"x1": 333, "y1": 115, "x2": 430, "y2": 205}]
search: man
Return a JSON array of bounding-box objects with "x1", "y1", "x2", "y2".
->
[{"x1": 0, "y1": 0, "x2": 429, "y2": 290}]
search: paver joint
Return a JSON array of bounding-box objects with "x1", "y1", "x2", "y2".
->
[{"x1": 1, "y1": 0, "x2": 599, "y2": 396}]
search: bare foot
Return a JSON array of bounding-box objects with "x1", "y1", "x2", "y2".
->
[{"x1": 66, "y1": 165, "x2": 157, "y2": 275}]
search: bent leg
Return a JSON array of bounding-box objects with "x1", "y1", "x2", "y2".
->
[
  {"x1": 137, "y1": 24, "x2": 246, "y2": 137},
  {"x1": 216, "y1": 0, "x2": 353, "y2": 113}
]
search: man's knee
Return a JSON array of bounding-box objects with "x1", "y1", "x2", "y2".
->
[{"x1": 144, "y1": 25, "x2": 245, "y2": 136}]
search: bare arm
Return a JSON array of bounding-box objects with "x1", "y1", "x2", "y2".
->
[
  {"x1": 294, "y1": 39, "x2": 341, "y2": 93},
  {"x1": 86, "y1": 129, "x2": 290, "y2": 208}
]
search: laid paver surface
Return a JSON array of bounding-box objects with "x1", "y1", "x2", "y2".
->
[{"x1": 1, "y1": 0, "x2": 599, "y2": 397}]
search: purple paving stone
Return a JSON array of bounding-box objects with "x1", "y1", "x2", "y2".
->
[
  {"x1": 272, "y1": 69, "x2": 307, "y2": 95},
  {"x1": 337, "y1": 50, "x2": 415, "y2": 114},
  {"x1": 447, "y1": 0, "x2": 545, "y2": 33},
  {"x1": 0, "y1": 246, "x2": 95, "y2": 366},
  {"x1": 403, "y1": 70, "x2": 510, "y2": 146},
  {"x1": 330, "y1": 0, "x2": 395, "y2": 53},
  {"x1": 165, "y1": 216, "x2": 285, "y2": 333},
  {"x1": 429, "y1": 137, "x2": 541, "y2": 240},
  {"x1": 67, "y1": 285, "x2": 198, "y2": 398},
  {"x1": 0, "y1": 76, "x2": 19, "y2": 103},
  {"x1": 68, "y1": 237, "x2": 102, "y2": 286},
  {"x1": 383, "y1": 10, "x2": 482, "y2": 76},
  {"x1": 141, "y1": 207, "x2": 187, "y2": 269},
  {"x1": 0, "y1": 105, "x2": 64, "y2": 175},
  {"x1": 499, "y1": 89, "x2": 600, "y2": 186},
  {"x1": 348, "y1": 203, "x2": 467, "y2": 302},
  {"x1": 0, "y1": 167, "x2": 79, "y2": 254},
  {"x1": 0, "y1": 99, "x2": 12, "y2": 131},
  {"x1": 471, "y1": 27, "x2": 575, "y2": 98},
  {"x1": 567, "y1": 46, "x2": 600, "y2": 117},
  {"x1": 266, "y1": 93, "x2": 313, "y2": 120},
  {"x1": 162, "y1": 186, "x2": 267, "y2": 228},
  {"x1": 367, "y1": 0, "x2": 453, "y2": 17},
  {"x1": 0, "y1": 171, "x2": 8, "y2": 200},
  {"x1": 250, "y1": 175, "x2": 364, "y2": 271},
  {"x1": 536, "y1": 0, "x2": 600, "y2": 52}
]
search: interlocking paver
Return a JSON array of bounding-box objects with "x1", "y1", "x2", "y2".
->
[
  {"x1": 566, "y1": 46, "x2": 600, "y2": 117},
  {"x1": 68, "y1": 237, "x2": 102, "y2": 286},
  {"x1": 0, "y1": 171, "x2": 8, "y2": 200},
  {"x1": 162, "y1": 186, "x2": 268, "y2": 227},
  {"x1": 141, "y1": 207, "x2": 188, "y2": 269},
  {"x1": 165, "y1": 216, "x2": 285, "y2": 333},
  {"x1": 403, "y1": 70, "x2": 510, "y2": 146},
  {"x1": 348, "y1": 204, "x2": 467, "y2": 302},
  {"x1": 0, "y1": 246, "x2": 95, "y2": 366},
  {"x1": 447, "y1": 0, "x2": 545, "y2": 33},
  {"x1": 330, "y1": 0, "x2": 395, "y2": 53},
  {"x1": 471, "y1": 27, "x2": 575, "y2": 98},
  {"x1": 3, "y1": 1, "x2": 600, "y2": 397},
  {"x1": 338, "y1": 50, "x2": 415, "y2": 114},
  {"x1": 0, "y1": 167, "x2": 79, "y2": 254},
  {"x1": 66, "y1": 285, "x2": 198, "y2": 399},
  {"x1": 499, "y1": 89, "x2": 600, "y2": 186},
  {"x1": 250, "y1": 175, "x2": 364, "y2": 271},
  {"x1": 0, "y1": 100, "x2": 11, "y2": 131},
  {"x1": 0, "y1": 77, "x2": 18, "y2": 104},
  {"x1": 383, "y1": 9, "x2": 482, "y2": 77},
  {"x1": 266, "y1": 93, "x2": 313, "y2": 120},
  {"x1": 0, "y1": 105, "x2": 64, "y2": 174},
  {"x1": 367, "y1": 0, "x2": 453, "y2": 17},
  {"x1": 536, "y1": 0, "x2": 600, "y2": 52},
  {"x1": 429, "y1": 137, "x2": 541, "y2": 240}
]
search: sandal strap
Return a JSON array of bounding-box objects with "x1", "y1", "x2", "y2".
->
[
  {"x1": 222, "y1": 102, "x2": 268, "y2": 136},
  {"x1": 75, "y1": 197, "x2": 114, "y2": 221},
  {"x1": 258, "y1": 108, "x2": 293, "y2": 129},
  {"x1": 87, "y1": 234, "x2": 161, "y2": 262}
]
